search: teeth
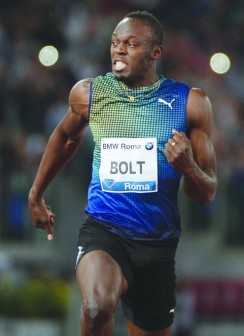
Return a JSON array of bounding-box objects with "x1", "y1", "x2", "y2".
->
[{"x1": 114, "y1": 61, "x2": 126, "y2": 71}]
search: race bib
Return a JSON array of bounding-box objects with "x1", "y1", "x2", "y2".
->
[{"x1": 99, "y1": 138, "x2": 158, "y2": 193}]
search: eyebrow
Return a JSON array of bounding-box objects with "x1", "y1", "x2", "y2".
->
[
  {"x1": 112, "y1": 33, "x2": 149, "y2": 42},
  {"x1": 112, "y1": 33, "x2": 138, "y2": 39}
]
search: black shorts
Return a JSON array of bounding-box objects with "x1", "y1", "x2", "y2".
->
[{"x1": 76, "y1": 218, "x2": 179, "y2": 331}]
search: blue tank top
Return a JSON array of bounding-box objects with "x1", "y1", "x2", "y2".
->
[{"x1": 85, "y1": 72, "x2": 190, "y2": 241}]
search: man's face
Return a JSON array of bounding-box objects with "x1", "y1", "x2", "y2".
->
[{"x1": 111, "y1": 18, "x2": 157, "y2": 86}]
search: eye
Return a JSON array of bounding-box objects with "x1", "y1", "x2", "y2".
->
[
  {"x1": 128, "y1": 43, "x2": 136, "y2": 47},
  {"x1": 111, "y1": 41, "x2": 119, "y2": 47}
]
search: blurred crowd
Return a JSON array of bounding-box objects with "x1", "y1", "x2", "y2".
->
[{"x1": 0, "y1": 0, "x2": 244, "y2": 243}]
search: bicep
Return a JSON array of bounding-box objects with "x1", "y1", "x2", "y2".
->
[
  {"x1": 190, "y1": 128, "x2": 217, "y2": 176},
  {"x1": 187, "y1": 88, "x2": 217, "y2": 174},
  {"x1": 56, "y1": 107, "x2": 88, "y2": 144},
  {"x1": 55, "y1": 79, "x2": 91, "y2": 142}
]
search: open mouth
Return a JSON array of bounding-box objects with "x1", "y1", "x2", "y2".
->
[{"x1": 114, "y1": 60, "x2": 127, "y2": 71}]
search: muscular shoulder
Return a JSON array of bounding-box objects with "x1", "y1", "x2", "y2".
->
[
  {"x1": 69, "y1": 78, "x2": 93, "y2": 119},
  {"x1": 187, "y1": 87, "x2": 213, "y2": 134}
]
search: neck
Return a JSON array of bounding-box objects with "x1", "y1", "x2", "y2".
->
[{"x1": 121, "y1": 74, "x2": 159, "y2": 88}]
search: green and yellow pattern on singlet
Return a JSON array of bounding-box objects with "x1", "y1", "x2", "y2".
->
[{"x1": 86, "y1": 72, "x2": 190, "y2": 241}]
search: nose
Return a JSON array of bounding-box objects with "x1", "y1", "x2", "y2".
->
[{"x1": 115, "y1": 42, "x2": 127, "y2": 54}]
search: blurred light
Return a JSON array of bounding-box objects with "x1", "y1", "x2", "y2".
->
[
  {"x1": 39, "y1": 45, "x2": 59, "y2": 67},
  {"x1": 210, "y1": 52, "x2": 231, "y2": 74}
]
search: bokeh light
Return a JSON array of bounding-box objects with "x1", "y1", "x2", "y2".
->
[
  {"x1": 38, "y1": 45, "x2": 59, "y2": 67},
  {"x1": 210, "y1": 52, "x2": 231, "y2": 74}
]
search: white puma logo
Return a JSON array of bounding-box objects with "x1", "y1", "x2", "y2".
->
[
  {"x1": 158, "y1": 98, "x2": 175, "y2": 110},
  {"x1": 75, "y1": 246, "x2": 85, "y2": 268}
]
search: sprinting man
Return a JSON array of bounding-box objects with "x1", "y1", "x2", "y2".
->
[{"x1": 29, "y1": 10, "x2": 217, "y2": 336}]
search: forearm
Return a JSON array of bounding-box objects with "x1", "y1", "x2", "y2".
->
[
  {"x1": 183, "y1": 163, "x2": 217, "y2": 204},
  {"x1": 29, "y1": 130, "x2": 82, "y2": 200}
]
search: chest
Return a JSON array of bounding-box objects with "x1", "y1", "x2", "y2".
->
[{"x1": 90, "y1": 94, "x2": 186, "y2": 143}]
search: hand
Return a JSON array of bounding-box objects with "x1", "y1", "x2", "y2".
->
[
  {"x1": 28, "y1": 196, "x2": 56, "y2": 240},
  {"x1": 164, "y1": 130, "x2": 195, "y2": 173}
]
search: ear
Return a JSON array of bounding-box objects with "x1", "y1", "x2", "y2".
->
[{"x1": 151, "y1": 46, "x2": 162, "y2": 60}]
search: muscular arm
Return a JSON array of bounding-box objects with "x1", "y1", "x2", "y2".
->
[
  {"x1": 164, "y1": 88, "x2": 217, "y2": 204},
  {"x1": 28, "y1": 78, "x2": 92, "y2": 238}
]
